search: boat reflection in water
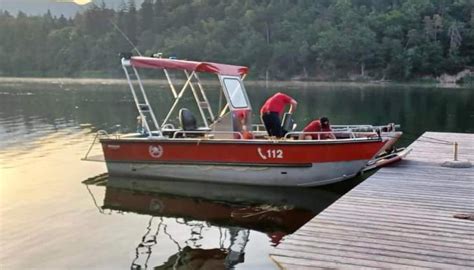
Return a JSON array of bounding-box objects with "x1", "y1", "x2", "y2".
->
[{"x1": 83, "y1": 174, "x2": 343, "y2": 269}]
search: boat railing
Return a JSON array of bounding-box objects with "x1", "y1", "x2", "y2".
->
[
  {"x1": 284, "y1": 131, "x2": 349, "y2": 140},
  {"x1": 252, "y1": 124, "x2": 267, "y2": 132},
  {"x1": 284, "y1": 130, "x2": 379, "y2": 140},
  {"x1": 82, "y1": 130, "x2": 110, "y2": 161},
  {"x1": 162, "y1": 123, "x2": 176, "y2": 130},
  {"x1": 173, "y1": 130, "x2": 243, "y2": 139},
  {"x1": 332, "y1": 124, "x2": 400, "y2": 133},
  {"x1": 251, "y1": 125, "x2": 272, "y2": 138},
  {"x1": 332, "y1": 125, "x2": 375, "y2": 131}
]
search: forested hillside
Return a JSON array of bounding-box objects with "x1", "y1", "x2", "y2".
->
[
  {"x1": 0, "y1": 0, "x2": 143, "y2": 17},
  {"x1": 1, "y1": 0, "x2": 473, "y2": 81}
]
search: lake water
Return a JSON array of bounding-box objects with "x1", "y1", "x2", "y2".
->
[{"x1": 1, "y1": 79, "x2": 473, "y2": 269}]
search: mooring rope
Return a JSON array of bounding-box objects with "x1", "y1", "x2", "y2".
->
[{"x1": 419, "y1": 135, "x2": 454, "y2": 145}]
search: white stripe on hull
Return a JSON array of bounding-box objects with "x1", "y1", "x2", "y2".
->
[{"x1": 105, "y1": 160, "x2": 368, "y2": 187}]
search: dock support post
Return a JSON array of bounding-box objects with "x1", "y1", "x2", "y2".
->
[{"x1": 441, "y1": 140, "x2": 472, "y2": 168}]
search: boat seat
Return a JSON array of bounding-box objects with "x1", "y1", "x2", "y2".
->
[
  {"x1": 176, "y1": 108, "x2": 207, "y2": 138},
  {"x1": 179, "y1": 108, "x2": 197, "y2": 131}
]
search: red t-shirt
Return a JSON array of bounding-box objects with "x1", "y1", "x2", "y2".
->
[
  {"x1": 260, "y1": 92, "x2": 293, "y2": 115},
  {"x1": 303, "y1": 120, "x2": 332, "y2": 139}
]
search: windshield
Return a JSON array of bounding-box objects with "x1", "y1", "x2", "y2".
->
[{"x1": 223, "y1": 78, "x2": 248, "y2": 108}]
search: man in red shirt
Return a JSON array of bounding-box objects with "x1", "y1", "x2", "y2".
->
[
  {"x1": 300, "y1": 117, "x2": 336, "y2": 140},
  {"x1": 260, "y1": 92, "x2": 297, "y2": 137}
]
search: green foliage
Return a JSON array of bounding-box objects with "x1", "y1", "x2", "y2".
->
[{"x1": 0, "y1": 0, "x2": 473, "y2": 80}]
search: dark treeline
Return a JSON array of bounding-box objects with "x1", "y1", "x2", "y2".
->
[{"x1": 1, "y1": 0, "x2": 473, "y2": 80}]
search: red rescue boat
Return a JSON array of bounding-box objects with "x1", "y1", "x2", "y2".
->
[{"x1": 90, "y1": 54, "x2": 394, "y2": 187}]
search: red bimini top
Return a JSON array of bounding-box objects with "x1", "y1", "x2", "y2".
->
[{"x1": 130, "y1": 56, "x2": 248, "y2": 76}]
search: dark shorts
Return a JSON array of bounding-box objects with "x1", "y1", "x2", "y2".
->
[{"x1": 261, "y1": 112, "x2": 285, "y2": 137}]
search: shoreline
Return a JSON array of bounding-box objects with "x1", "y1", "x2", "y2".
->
[{"x1": 0, "y1": 76, "x2": 470, "y2": 89}]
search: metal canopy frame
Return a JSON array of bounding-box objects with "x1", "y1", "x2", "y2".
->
[
  {"x1": 161, "y1": 69, "x2": 216, "y2": 129},
  {"x1": 121, "y1": 57, "x2": 248, "y2": 137},
  {"x1": 122, "y1": 59, "x2": 162, "y2": 137}
]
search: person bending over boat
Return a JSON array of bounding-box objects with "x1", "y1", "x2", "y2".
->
[
  {"x1": 260, "y1": 92, "x2": 297, "y2": 138},
  {"x1": 299, "y1": 117, "x2": 336, "y2": 140}
]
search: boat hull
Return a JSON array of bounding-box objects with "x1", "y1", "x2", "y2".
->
[
  {"x1": 100, "y1": 138, "x2": 385, "y2": 187},
  {"x1": 105, "y1": 160, "x2": 367, "y2": 187}
]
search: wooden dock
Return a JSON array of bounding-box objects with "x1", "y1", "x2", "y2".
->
[{"x1": 271, "y1": 132, "x2": 474, "y2": 269}]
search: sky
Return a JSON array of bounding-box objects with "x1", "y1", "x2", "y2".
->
[{"x1": 0, "y1": 0, "x2": 142, "y2": 17}]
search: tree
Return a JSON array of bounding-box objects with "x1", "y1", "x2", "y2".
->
[
  {"x1": 139, "y1": 0, "x2": 153, "y2": 32},
  {"x1": 124, "y1": 0, "x2": 138, "y2": 44},
  {"x1": 1, "y1": 0, "x2": 473, "y2": 80},
  {"x1": 448, "y1": 21, "x2": 463, "y2": 56}
]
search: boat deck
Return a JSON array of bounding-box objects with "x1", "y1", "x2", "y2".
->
[{"x1": 270, "y1": 132, "x2": 474, "y2": 269}]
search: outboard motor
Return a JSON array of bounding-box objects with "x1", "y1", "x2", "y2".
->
[{"x1": 179, "y1": 108, "x2": 197, "y2": 131}]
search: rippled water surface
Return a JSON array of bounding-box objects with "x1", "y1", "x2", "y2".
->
[{"x1": 1, "y1": 79, "x2": 473, "y2": 269}]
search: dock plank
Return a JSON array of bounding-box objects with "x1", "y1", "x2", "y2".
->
[
  {"x1": 279, "y1": 239, "x2": 474, "y2": 267},
  {"x1": 289, "y1": 232, "x2": 474, "y2": 257},
  {"x1": 271, "y1": 132, "x2": 474, "y2": 269}
]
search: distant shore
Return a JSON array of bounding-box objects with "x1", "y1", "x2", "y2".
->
[{"x1": 0, "y1": 76, "x2": 470, "y2": 89}]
